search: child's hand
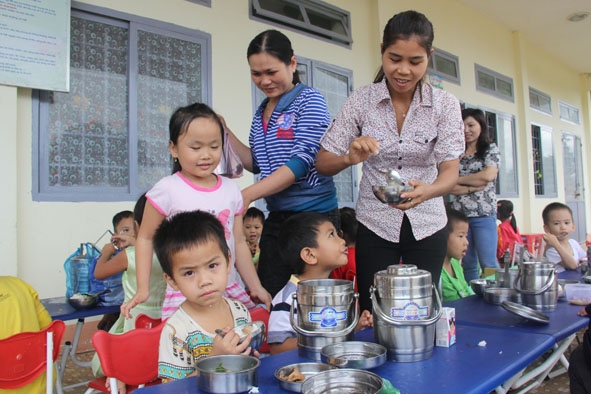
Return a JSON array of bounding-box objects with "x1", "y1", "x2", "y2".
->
[
  {"x1": 543, "y1": 232, "x2": 560, "y2": 248},
  {"x1": 355, "y1": 310, "x2": 373, "y2": 331},
  {"x1": 120, "y1": 290, "x2": 149, "y2": 319},
  {"x1": 211, "y1": 327, "x2": 252, "y2": 356},
  {"x1": 111, "y1": 234, "x2": 135, "y2": 250}
]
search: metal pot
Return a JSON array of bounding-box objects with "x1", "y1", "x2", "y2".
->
[
  {"x1": 290, "y1": 279, "x2": 359, "y2": 360},
  {"x1": 370, "y1": 264, "x2": 442, "y2": 362},
  {"x1": 514, "y1": 261, "x2": 557, "y2": 311},
  {"x1": 195, "y1": 355, "x2": 259, "y2": 393}
]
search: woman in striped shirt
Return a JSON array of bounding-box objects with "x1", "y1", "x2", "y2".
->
[{"x1": 224, "y1": 30, "x2": 339, "y2": 296}]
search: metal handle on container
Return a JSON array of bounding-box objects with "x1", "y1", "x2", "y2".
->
[
  {"x1": 370, "y1": 283, "x2": 442, "y2": 326},
  {"x1": 513, "y1": 267, "x2": 556, "y2": 295},
  {"x1": 289, "y1": 293, "x2": 360, "y2": 337}
]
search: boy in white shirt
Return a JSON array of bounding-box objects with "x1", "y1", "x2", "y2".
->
[{"x1": 542, "y1": 202, "x2": 586, "y2": 273}]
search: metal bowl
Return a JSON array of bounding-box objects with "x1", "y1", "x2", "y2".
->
[
  {"x1": 320, "y1": 341, "x2": 387, "y2": 370},
  {"x1": 301, "y1": 368, "x2": 383, "y2": 394},
  {"x1": 470, "y1": 279, "x2": 498, "y2": 297},
  {"x1": 274, "y1": 362, "x2": 338, "y2": 393},
  {"x1": 195, "y1": 354, "x2": 260, "y2": 393},
  {"x1": 583, "y1": 276, "x2": 591, "y2": 284},
  {"x1": 372, "y1": 185, "x2": 413, "y2": 205},
  {"x1": 231, "y1": 321, "x2": 265, "y2": 352},
  {"x1": 67, "y1": 293, "x2": 99, "y2": 310},
  {"x1": 483, "y1": 287, "x2": 522, "y2": 305}
]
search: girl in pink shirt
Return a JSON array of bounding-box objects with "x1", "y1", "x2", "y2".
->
[{"x1": 121, "y1": 103, "x2": 271, "y2": 319}]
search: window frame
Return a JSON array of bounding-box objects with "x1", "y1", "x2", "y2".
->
[
  {"x1": 529, "y1": 87, "x2": 552, "y2": 115},
  {"x1": 249, "y1": 0, "x2": 352, "y2": 48},
  {"x1": 32, "y1": 2, "x2": 212, "y2": 202},
  {"x1": 474, "y1": 64, "x2": 514, "y2": 102},
  {"x1": 558, "y1": 100, "x2": 581, "y2": 125},
  {"x1": 428, "y1": 47, "x2": 460, "y2": 85}
]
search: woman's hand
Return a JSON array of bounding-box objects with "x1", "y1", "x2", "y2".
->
[
  {"x1": 346, "y1": 136, "x2": 379, "y2": 166},
  {"x1": 389, "y1": 180, "x2": 429, "y2": 211},
  {"x1": 249, "y1": 287, "x2": 272, "y2": 310}
]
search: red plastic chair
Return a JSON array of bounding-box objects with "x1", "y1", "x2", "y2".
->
[
  {"x1": 0, "y1": 320, "x2": 66, "y2": 394},
  {"x1": 250, "y1": 307, "x2": 270, "y2": 354},
  {"x1": 134, "y1": 314, "x2": 162, "y2": 330},
  {"x1": 86, "y1": 320, "x2": 165, "y2": 394}
]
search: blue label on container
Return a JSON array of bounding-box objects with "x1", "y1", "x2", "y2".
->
[
  {"x1": 308, "y1": 306, "x2": 347, "y2": 327},
  {"x1": 390, "y1": 302, "x2": 429, "y2": 320}
]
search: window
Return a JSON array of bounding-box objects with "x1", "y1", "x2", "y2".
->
[
  {"x1": 249, "y1": 0, "x2": 352, "y2": 47},
  {"x1": 559, "y1": 101, "x2": 581, "y2": 125},
  {"x1": 252, "y1": 58, "x2": 356, "y2": 211},
  {"x1": 485, "y1": 111, "x2": 519, "y2": 197},
  {"x1": 475, "y1": 64, "x2": 514, "y2": 102},
  {"x1": 531, "y1": 124, "x2": 557, "y2": 197},
  {"x1": 33, "y1": 4, "x2": 211, "y2": 201},
  {"x1": 428, "y1": 48, "x2": 460, "y2": 84},
  {"x1": 529, "y1": 87, "x2": 552, "y2": 115}
]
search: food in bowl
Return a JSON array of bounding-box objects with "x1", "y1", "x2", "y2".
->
[
  {"x1": 196, "y1": 355, "x2": 260, "y2": 394},
  {"x1": 232, "y1": 321, "x2": 265, "y2": 351}
]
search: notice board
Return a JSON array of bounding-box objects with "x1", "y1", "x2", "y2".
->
[{"x1": 0, "y1": 0, "x2": 70, "y2": 91}]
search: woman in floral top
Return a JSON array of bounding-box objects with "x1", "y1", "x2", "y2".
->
[
  {"x1": 451, "y1": 108, "x2": 500, "y2": 282},
  {"x1": 316, "y1": 10, "x2": 465, "y2": 311}
]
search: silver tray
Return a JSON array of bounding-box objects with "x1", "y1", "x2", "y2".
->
[
  {"x1": 501, "y1": 301, "x2": 550, "y2": 324},
  {"x1": 301, "y1": 368, "x2": 383, "y2": 394},
  {"x1": 320, "y1": 341, "x2": 387, "y2": 370},
  {"x1": 274, "y1": 362, "x2": 338, "y2": 393}
]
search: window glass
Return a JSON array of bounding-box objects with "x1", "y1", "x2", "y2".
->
[
  {"x1": 435, "y1": 54, "x2": 458, "y2": 79},
  {"x1": 477, "y1": 70, "x2": 495, "y2": 91},
  {"x1": 47, "y1": 17, "x2": 130, "y2": 189},
  {"x1": 531, "y1": 124, "x2": 557, "y2": 197},
  {"x1": 34, "y1": 8, "x2": 211, "y2": 201},
  {"x1": 136, "y1": 30, "x2": 203, "y2": 189}
]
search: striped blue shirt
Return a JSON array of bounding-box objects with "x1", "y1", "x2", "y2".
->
[{"x1": 250, "y1": 84, "x2": 337, "y2": 212}]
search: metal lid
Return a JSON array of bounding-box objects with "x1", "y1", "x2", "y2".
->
[{"x1": 501, "y1": 301, "x2": 550, "y2": 324}]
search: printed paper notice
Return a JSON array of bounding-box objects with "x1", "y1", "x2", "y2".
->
[{"x1": 0, "y1": 0, "x2": 70, "y2": 91}]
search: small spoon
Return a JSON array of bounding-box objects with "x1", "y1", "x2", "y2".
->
[
  {"x1": 387, "y1": 168, "x2": 404, "y2": 186},
  {"x1": 376, "y1": 153, "x2": 402, "y2": 186}
]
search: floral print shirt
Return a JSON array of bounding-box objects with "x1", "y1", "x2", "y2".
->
[
  {"x1": 321, "y1": 79, "x2": 464, "y2": 242},
  {"x1": 451, "y1": 144, "x2": 500, "y2": 217}
]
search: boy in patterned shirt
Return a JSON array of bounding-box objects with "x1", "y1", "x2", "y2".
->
[{"x1": 154, "y1": 210, "x2": 254, "y2": 381}]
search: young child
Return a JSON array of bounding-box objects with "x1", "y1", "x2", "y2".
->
[
  {"x1": 154, "y1": 210, "x2": 253, "y2": 381},
  {"x1": 543, "y1": 202, "x2": 586, "y2": 272},
  {"x1": 496, "y1": 200, "x2": 522, "y2": 265},
  {"x1": 121, "y1": 103, "x2": 271, "y2": 320},
  {"x1": 91, "y1": 194, "x2": 167, "y2": 382},
  {"x1": 330, "y1": 207, "x2": 358, "y2": 291},
  {"x1": 441, "y1": 208, "x2": 475, "y2": 302},
  {"x1": 94, "y1": 210, "x2": 134, "y2": 331},
  {"x1": 267, "y1": 212, "x2": 372, "y2": 355},
  {"x1": 243, "y1": 207, "x2": 264, "y2": 268}
]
